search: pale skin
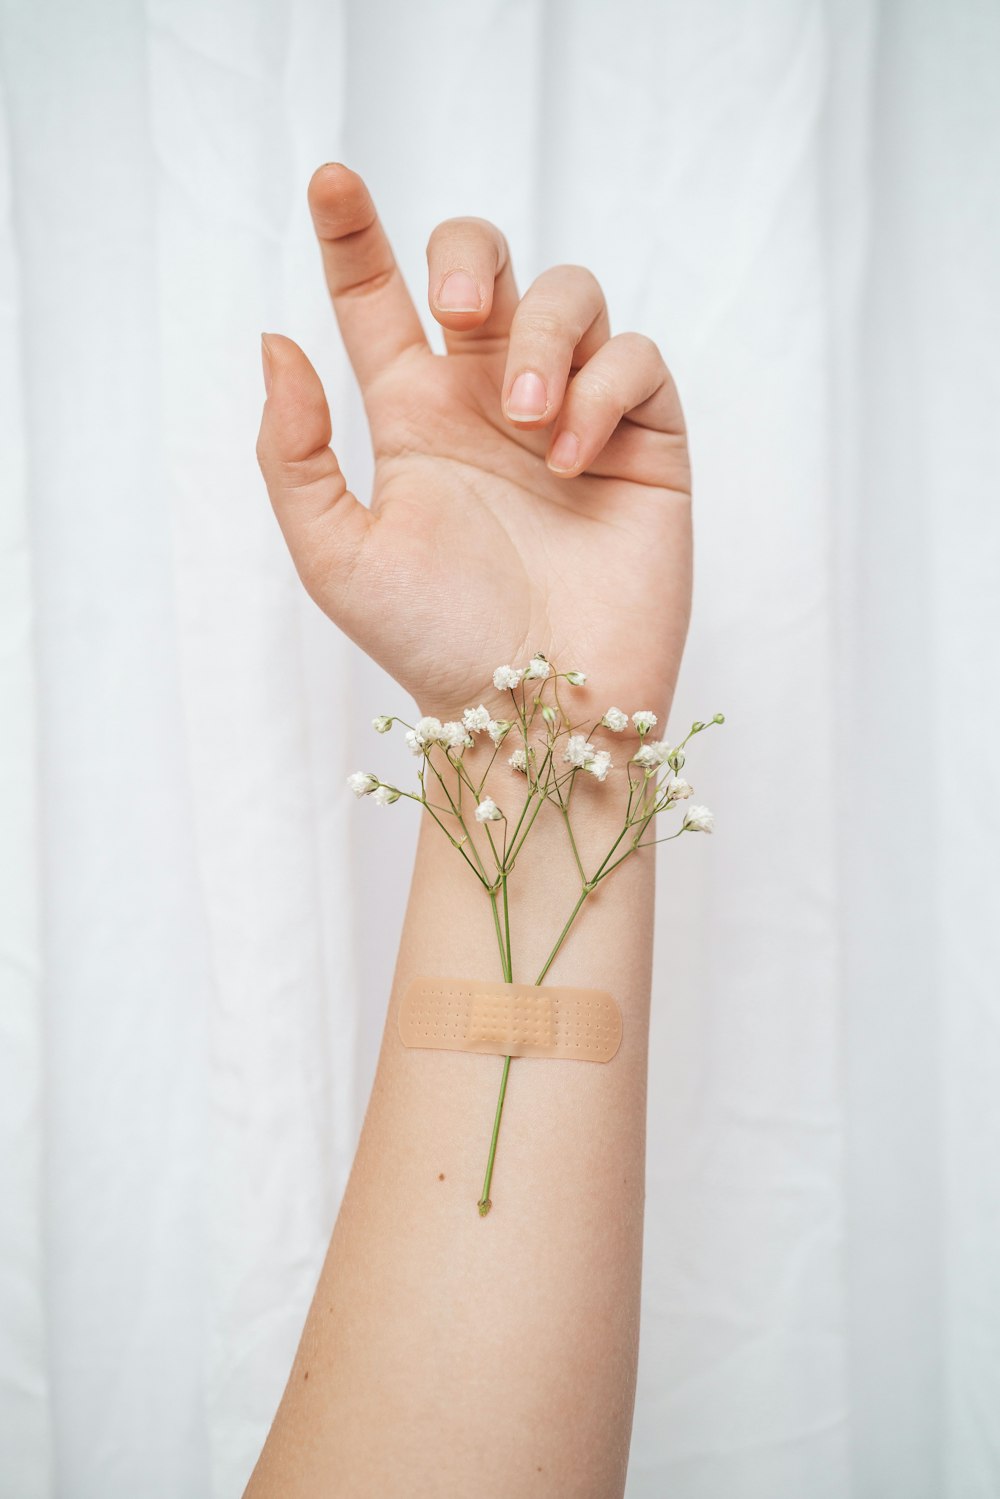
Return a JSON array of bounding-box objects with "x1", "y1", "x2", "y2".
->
[{"x1": 247, "y1": 163, "x2": 693, "y2": 1498}]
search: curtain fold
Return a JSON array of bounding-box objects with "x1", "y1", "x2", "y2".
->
[{"x1": 0, "y1": 2, "x2": 996, "y2": 1495}]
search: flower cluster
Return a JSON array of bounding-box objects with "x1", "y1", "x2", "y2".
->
[
  {"x1": 350, "y1": 653, "x2": 721, "y2": 837},
  {"x1": 346, "y1": 652, "x2": 723, "y2": 1216}
]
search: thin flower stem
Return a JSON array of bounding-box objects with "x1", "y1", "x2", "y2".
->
[
  {"x1": 501, "y1": 871, "x2": 512, "y2": 978},
  {"x1": 483, "y1": 820, "x2": 505, "y2": 877},
  {"x1": 506, "y1": 744, "x2": 550, "y2": 851},
  {"x1": 536, "y1": 885, "x2": 589, "y2": 985},
  {"x1": 426, "y1": 754, "x2": 492, "y2": 885},
  {"x1": 559, "y1": 803, "x2": 587, "y2": 885},
  {"x1": 506, "y1": 785, "x2": 537, "y2": 852},
  {"x1": 480, "y1": 877, "x2": 591, "y2": 1211},
  {"x1": 478, "y1": 867, "x2": 515, "y2": 1216},
  {"x1": 475, "y1": 740, "x2": 503, "y2": 799},
  {"x1": 590, "y1": 824, "x2": 632, "y2": 884},
  {"x1": 417, "y1": 800, "x2": 490, "y2": 888},
  {"x1": 595, "y1": 822, "x2": 686, "y2": 882},
  {"x1": 488, "y1": 889, "x2": 511, "y2": 983},
  {"x1": 505, "y1": 785, "x2": 548, "y2": 867},
  {"x1": 478, "y1": 1055, "x2": 512, "y2": 1217}
]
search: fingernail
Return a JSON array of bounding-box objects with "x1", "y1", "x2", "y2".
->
[
  {"x1": 437, "y1": 270, "x2": 481, "y2": 311},
  {"x1": 548, "y1": 431, "x2": 580, "y2": 472},
  {"x1": 260, "y1": 334, "x2": 273, "y2": 396},
  {"x1": 506, "y1": 372, "x2": 547, "y2": 420}
]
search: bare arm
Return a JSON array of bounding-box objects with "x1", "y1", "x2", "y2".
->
[{"x1": 247, "y1": 163, "x2": 693, "y2": 1498}]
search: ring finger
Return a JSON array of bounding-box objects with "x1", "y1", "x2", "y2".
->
[
  {"x1": 543, "y1": 332, "x2": 684, "y2": 478},
  {"x1": 500, "y1": 264, "x2": 611, "y2": 426}
]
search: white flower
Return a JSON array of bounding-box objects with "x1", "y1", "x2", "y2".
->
[
  {"x1": 564, "y1": 735, "x2": 611, "y2": 779},
  {"x1": 585, "y1": 749, "x2": 613, "y2": 781},
  {"x1": 683, "y1": 804, "x2": 714, "y2": 833},
  {"x1": 414, "y1": 715, "x2": 444, "y2": 745},
  {"x1": 493, "y1": 665, "x2": 524, "y2": 691},
  {"x1": 371, "y1": 785, "x2": 395, "y2": 806},
  {"x1": 441, "y1": 720, "x2": 471, "y2": 751},
  {"x1": 475, "y1": 797, "x2": 503, "y2": 822},
  {"x1": 524, "y1": 655, "x2": 551, "y2": 680},
  {"x1": 463, "y1": 704, "x2": 491, "y2": 733},
  {"x1": 347, "y1": 771, "x2": 379, "y2": 797},
  {"x1": 404, "y1": 729, "x2": 423, "y2": 756},
  {"x1": 633, "y1": 739, "x2": 670, "y2": 768},
  {"x1": 487, "y1": 718, "x2": 512, "y2": 745},
  {"x1": 664, "y1": 776, "x2": 693, "y2": 800},
  {"x1": 632, "y1": 710, "x2": 658, "y2": 734},
  {"x1": 509, "y1": 747, "x2": 528, "y2": 772},
  {"x1": 564, "y1": 734, "x2": 595, "y2": 768},
  {"x1": 565, "y1": 670, "x2": 587, "y2": 686},
  {"x1": 602, "y1": 707, "x2": 628, "y2": 732},
  {"x1": 372, "y1": 715, "x2": 392, "y2": 734}
]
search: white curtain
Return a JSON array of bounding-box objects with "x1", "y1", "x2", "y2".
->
[{"x1": 1, "y1": 1, "x2": 997, "y2": 1494}]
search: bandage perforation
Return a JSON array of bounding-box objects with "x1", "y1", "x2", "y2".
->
[{"x1": 399, "y1": 977, "x2": 622, "y2": 1062}]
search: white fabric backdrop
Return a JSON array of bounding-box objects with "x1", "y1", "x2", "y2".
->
[{"x1": 1, "y1": 1, "x2": 997, "y2": 1495}]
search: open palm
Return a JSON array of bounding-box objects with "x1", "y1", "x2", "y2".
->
[{"x1": 257, "y1": 164, "x2": 693, "y2": 722}]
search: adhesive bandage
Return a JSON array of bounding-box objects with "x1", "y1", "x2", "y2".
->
[{"x1": 399, "y1": 976, "x2": 622, "y2": 1062}]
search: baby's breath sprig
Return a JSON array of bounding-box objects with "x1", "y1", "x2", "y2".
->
[{"x1": 348, "y1": 653, "x2": 724, "y2": 1215}]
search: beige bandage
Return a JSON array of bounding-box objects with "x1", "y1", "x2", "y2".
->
[{"x1": 398, "y1": 976, "x2": 622, "y2": 1062}]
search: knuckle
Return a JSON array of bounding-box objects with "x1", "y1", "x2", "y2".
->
[
  {"x1": 563, "y1": 262, "x2": 602, "y2": 295},
  {"x1": 511, "y1": 304, "x2": 573, "y2": 344},
  {"x1": 573, "y1": 370, "x2": 621, "y2": 408},
  {"x1": 619, "y1": 330, "x2": 665, "y2": 365},
  {"x1": 426, "y1": 216, "x2": 505, "y2": 260}
]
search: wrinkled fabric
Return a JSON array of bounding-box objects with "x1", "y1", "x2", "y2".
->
[{"x1": 0, "y1": 1, "x2": 997, "y2": 1496}]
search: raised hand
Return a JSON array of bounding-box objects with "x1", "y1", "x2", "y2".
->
[{"x1": 256, "y1": 163, "x2": 692, "y2": 720}]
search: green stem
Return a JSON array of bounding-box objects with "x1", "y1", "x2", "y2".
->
[
  {"x1": 535, "y1": 885, "x2": 589, "y2": 985},
  {"x1": 478, "y1": 1055, "x2": 512, "y2": 1217},
  {"x1": 479, "y1": 868, "x2": 514, "y2": 1216},
  {"x1": 559, "y1": 803, "x2": 587, "y2": 884},
  {"x1": 501, "y1": 871, "x2": 512, "y2": 979}
]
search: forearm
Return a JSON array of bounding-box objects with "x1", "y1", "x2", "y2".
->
[{"x1": 246, "y1": 743, "x2": 656, "y2": 1498}]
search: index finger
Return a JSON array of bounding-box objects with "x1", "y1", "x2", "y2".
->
[{"x1": 308, "y1": 163, "x2": 429, "y2": 392}]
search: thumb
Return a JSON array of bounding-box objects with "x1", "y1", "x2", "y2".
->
[{"x1": 256, "y1": 332, "x2": 371, "y2": 617}]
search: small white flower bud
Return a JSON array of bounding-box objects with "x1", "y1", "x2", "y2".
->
[
  {"x1": 347, "y1": 771, "x2": 379, "y2": 797},
  {"x1": 565, "y1": 670, "x2": 587, "y2": 686},
  {"x1": 371, "y1": 785, "x2": 400, "y2": 806},
  {"x1": 416, "y1": 710, "x2": 443, "y2": 740},
  {"x1": 372, "y1": 715, "x2": 393, "y2": 733},
  {"x1": 564, "y1": 734, "x2": 594, "y2": 768},
  {"x1": 487, "y1": 719, "x2": 513, "y2": 745},
  {"x1": 585, "y1": 749, "x2": 612, "y2": 781},
  {"x1": 463, "y1": 704, "x2": 491, "y2": 732},
  {"x1": 664, "y1": 776, "x2": 693, "y2": 801},
  {"x1": 524, "y1": 655, "x2": 551, "y2": 680},
  {"x1": 441, "y1": 720, "x2": 471, "y2": 751},
  {"x1": 633, "y1": 740, "x2": 670, "y2": 769},
  {"x1": 541, "y1": 705, "x2": 558, "y2": 727},
  {"x1": 682, "y1": 804, "x2": 714, "y2": 833},
  {"x1": 632, "y1": 711, "x2": 658, "y2": 735},
  {"x1": 668, "y1": 748, "x2": 686, "y2": 772},
  {"x1": 713, "y1": 712, "x2": 726, "y2": 724},
  {"x1": 475, "y1": 797, "x2": 503, "y2": 822},
  {"x1": 508, "y1": 747, "x2": 528, "y2": 772},
  {"x1": 602, "y1": 707, "x2": 628, "y2": 732}
]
